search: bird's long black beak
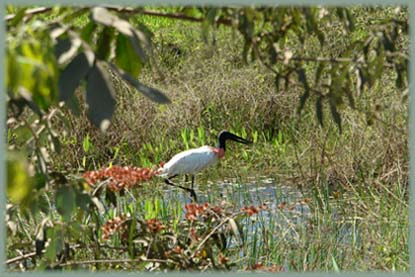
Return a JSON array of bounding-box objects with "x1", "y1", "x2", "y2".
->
[
  {"x1": 218, "y1": 130, "x2": 252, "y2": 149},
  {"x1": 227, "y1": 132, "x2": 252, "y2": 144}
]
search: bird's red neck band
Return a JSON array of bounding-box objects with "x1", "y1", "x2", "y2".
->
[{"x1": 213, "y1": 147, "x2": 225, "y2": 158}]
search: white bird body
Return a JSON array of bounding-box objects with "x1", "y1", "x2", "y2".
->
[
  {"x1": 157, "y1": 146, "x2": 219, "y2": 178},
  {"x1": 156, "y1": 130, "x2": 251, "y2": 201}
]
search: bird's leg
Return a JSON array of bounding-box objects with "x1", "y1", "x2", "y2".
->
[
  {"x1": 189, "y1": 175, "x2": 197, "y2": 201},
  {"x1": 164, "y1": 178, "x2": 198, "y2": 202}
]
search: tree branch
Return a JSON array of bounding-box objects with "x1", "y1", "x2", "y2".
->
[
  {"x1": 5, "y1": 6, "x2": 233, "y2": 26},
  {"x1": 60, "y1": 257, "x2": 178, "y2": 267},
  {"x1": 5, "y1": 7, "x2": 52, "y2": 21},
  {"x1": 5, "y1": 252, "x2": 37, "y2": 265}
]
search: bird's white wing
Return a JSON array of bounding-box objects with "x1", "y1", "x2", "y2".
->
[{"x1": 158, "y1": 146, "x2": 218, "y2": 177}]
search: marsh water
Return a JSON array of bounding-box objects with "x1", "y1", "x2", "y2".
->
[{"x1": 156, "y1": 176, "x2": 360, "y2": 262}]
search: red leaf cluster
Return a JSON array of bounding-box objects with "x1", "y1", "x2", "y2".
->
[
  {"x1": 164, "y1": 245, "x2": 183, "y2": 258},
  {"x1": 241, "y1": 204, "x2": 267, "y2": 216},
  {"x1": 101, "y1": 216, "x2": 128, "y2": 241},
  {"x1": 83, "y1": 166, "x2": 156, "y2": 192},
  {"x1": 218, "y1": 253, "x2": 229, "y2": 265},
  {"x1": 184, "y1": 202, "x2": 210, "y2": 221},
  {"x1": 247, "y1": 262, "x2": 283, "y2": 272},
  {"x1": 146, "y1": 218, "x2": 165, "y2": 234}
]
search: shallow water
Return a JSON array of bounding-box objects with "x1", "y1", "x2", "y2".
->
[
  {"x1": 157, "y1": 176, "x2": 360, "y2": 258},
  {"x1": 160, "y1": 177, "x2": 313, "y2": 243}
]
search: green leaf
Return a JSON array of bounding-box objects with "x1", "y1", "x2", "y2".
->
[
  {"x1": 356, "y1": 67, "x2": 368, "y2": 94},
  {"x1": 297, "y1": 68, "x2": 310, "y2": 114},
  {"x1": 297, "y1": 67, "x2": 309, "y2": 90},
  {"x1": 182, "y1": 7, "x2": 201, "y2": 17},
  {"x1": 6, "y1": 48, "x2": 18, "y2": 93},
  {"x1": 332, "y1": 255, "x2": 340, "y2": 272},
  {"x1": 83, "y1": 134, "x2": 90, "y2": 152},
  {"x1": 373, "y1": 41, "x2": 385, "y2": 79},
  {"x1": 315, "y1": 62, "x2": 325, "y2": 85},
  {"x1": 242, "y1": 40, "x2": 251, "y2": 64},
  {"x1": 91, "y1": 7, "x2": 149, "y2": 62},
  {"x1": 206, "y1": 8, "x2": 218, "y2": 24},
  {"x1": 7, "y1": 151, "x2": 33, "y2": 205},
  {"x1": 128, "y1": 30, "x2": 148, "y2": 63},
  {"x1": 316, "y1": 30, "x2": 325, "y2": 46},
  {"x1": 55, "y1": 185, "x2": 76, "y2": 222},
  {"x1": 345, "y1": 90, "x2": 355, "y2": 109},
  {"x1": 80, "y1": 21, "x2": 97, "y2": 44},
  {"x1": 50, "y1": 133, "x2": 62, "y2": 154},
  {"x1": 61, "y1": 8, "x2": 88, "y2": 24},
  {"x1": 274, "y1": 74, "x2": 281, "y2": 93},
  {"x1": 298, "y1": 91, "x2": 310, "y2": 114},
  {"x1": 109, "y1": 63, "x2": 170, "y2": 104},
  {"x1": 96, "y1": 26, "x2": 115, "y2": 60},
  {"x1": 44, "y1": 226, "x2": 64, "y2": 262},
  {"x1": 316, "y1": 96, "x2": 324, "y2": 126},
  {"x1": 12, "y1": 31, "x2": 59, "y2": 110},
  {"x1": 345, "y1": 9, "x2": 355, "y2": 32},
  {"x1": 58, "y1": 51, "x2": 94, "y2": 102},
  {"x1": 66, "y1": 94, "x2": 81, "y2": 116},
  {"x1": 329, "y1": 99, "x2": 342, "y2": 133},
  {"x1": 76, "y1": 192, "x2": 93, "y2": 211},
  {"x1": 86, "y1": 61, "x2": 116, "y2": 132},
  {"x1": 395, "y1": 63, "x2": 406, "y2": 89},
  {"x1": 8, "y1": 8, "x2": 27, "y2": 27},
  {"x1": 115, "y1": 33, "x2": 142, "y2": 78}
]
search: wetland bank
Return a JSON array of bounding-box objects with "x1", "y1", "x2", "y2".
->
[{"x1": 6, "y1": 6, "x2": 408, "y2": 272}]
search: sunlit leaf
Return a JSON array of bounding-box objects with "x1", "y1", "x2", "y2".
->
[
  {"x1": 80, "y1": 20, "x2": 97, "y2": 43},
  {"x1": 8, "y1": 7, "x2": 27, "y2": 27},
  {"x1": 7, "y1": 151, "x2": 33, "y2": 204},
  {"x1": 332, "y1": 256, "x2": 340, "y2": 272},
  {"x1": 91, "y1": 7, "x2": 149, "y2": 62},
  {"x1": 11, "y1": 25, "x2": 59, "y2": 110},
  {"x1": 61, "y1": 8, "x2": 88, "y2": 24},
  {"x1": 83, "y1": 134, "x2": 91, "y2": 153},
  {"x1": 115, "y1": 33, "x2": 142, "y2": 78}
]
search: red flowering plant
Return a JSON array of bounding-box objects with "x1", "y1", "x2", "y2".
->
[
  {"x1": 97, "y1": 200, "x2": 271, "y2": 271},
  {"x1": 83, "y1": 166, "x2": 157, "y2": 192}
]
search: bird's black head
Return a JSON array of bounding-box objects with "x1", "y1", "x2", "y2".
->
[{"x1": 217, "y1": 130, "x2": 252, "y2": 150}]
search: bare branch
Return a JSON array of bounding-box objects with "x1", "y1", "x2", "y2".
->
[
  {"x1": 60, "y1": 257, "x2": 178, "y2": 267},
  {"x1": 6, "y1": 252, "x2": 37, "y2": 265},
  {"x1": 5, "y1": 7, "x2": 52, "y2": 22},
  {"x1": 5, "y1": 6, "x2": 233, "y2": 26}
]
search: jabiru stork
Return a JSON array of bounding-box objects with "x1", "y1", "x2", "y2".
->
[{"x1": 157, "y1": 130, "x2": 252, "y2": 201}]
